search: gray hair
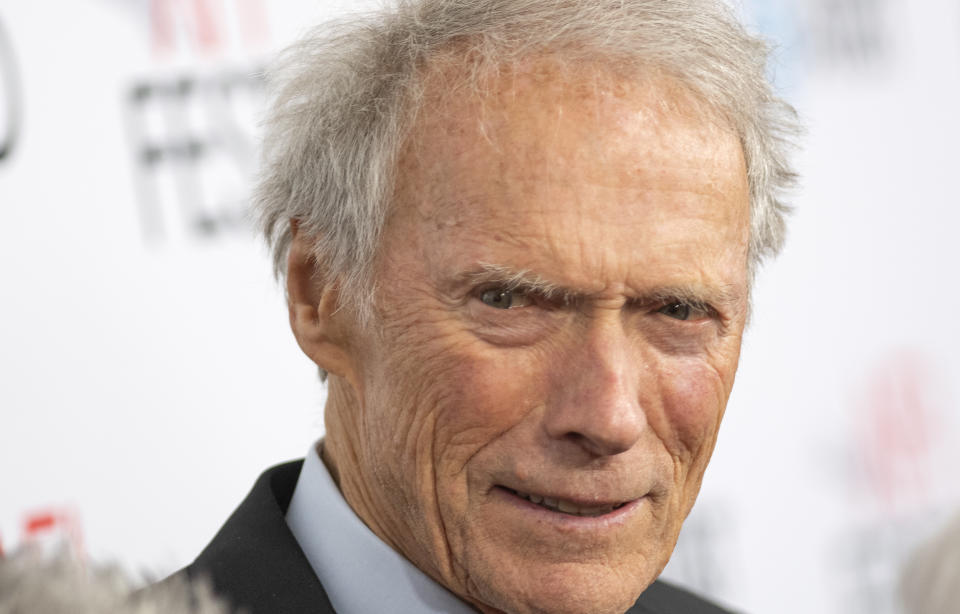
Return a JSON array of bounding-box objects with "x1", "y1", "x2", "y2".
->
[
  {"x1": 0, "y1": 551, "x2": 236, "y2": 614},
  {"x1": 255, "y1": 0, "x2": 800, "y2": 321}
]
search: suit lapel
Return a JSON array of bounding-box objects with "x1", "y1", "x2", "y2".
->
[{"x1": 185, "y1": 461, "x2": 336, "y2": 614}]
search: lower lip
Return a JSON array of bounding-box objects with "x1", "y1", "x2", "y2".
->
[{"x1": 491, "y1": 486, "x2": 644, "y2": 531}]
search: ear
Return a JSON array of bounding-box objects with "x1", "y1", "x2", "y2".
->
[{"x1": 286, "y1": 222, "x2": 357, "y2": 384}]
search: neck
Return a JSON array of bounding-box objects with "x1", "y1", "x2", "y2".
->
[
  {"x1": 320, "y1": 376, "x2": 500, "y2": 614},
  {"x1": 321, "y1": 377, "x2": 401, "y2": 554}
]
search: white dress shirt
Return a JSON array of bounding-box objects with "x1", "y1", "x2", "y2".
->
[{"x1": 285, "y1": 441, "x2": 477, "y2": 614}]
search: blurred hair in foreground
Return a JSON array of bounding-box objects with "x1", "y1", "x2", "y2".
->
[
  {"x1": 0, "y1": 550, "x2": 236, "y2": 614},
  {"x1": 900, "y1": 512, "x2": 960, "y2": 614}
]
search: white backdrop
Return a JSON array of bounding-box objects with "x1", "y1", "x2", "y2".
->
[{"x1": 1, "y1": 1, "x2": 958, "y2": 612}]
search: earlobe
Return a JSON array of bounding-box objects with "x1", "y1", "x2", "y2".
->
[{"x1": 286, "y1": 224, "x2": 356, "y2": 382}]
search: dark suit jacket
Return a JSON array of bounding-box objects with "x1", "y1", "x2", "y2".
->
[{"x1": 175, "y1": 461, "x2": 733, "y2": 614}]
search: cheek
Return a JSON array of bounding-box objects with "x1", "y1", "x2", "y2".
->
[
  {"x1": 432, "y1": 345, "x2": 547, "y2": 476},
  {"x1": 366, "y1": 302, "x2": 548, "y2": 493},
  {"x1": 656, "y1": 358, "x2": 731, "y2": 469}
]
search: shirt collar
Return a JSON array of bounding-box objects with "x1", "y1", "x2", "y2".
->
[{"x1": 285, "y1": 441, "x2": 476, "y2": 614}]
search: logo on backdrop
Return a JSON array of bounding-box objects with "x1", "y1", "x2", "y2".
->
[
  {"x1": 149, "y1": 0, "x2": 268, "y2": 56},
  {"x1": 831, "y1": 350, "x2": 957, "y2": 614},
  {"x1": 0, "y1": 507, "x2": 85, "y2": 560},
  {"x1": 125, "y1": 0, "x2": 269, "y2": 242},
  {"x1": 125, "y1": 70, "x2": 265, "y2": 240},
  {"x1": 743, "y1": 0, "x2": 894, "y2": 90},
  {"x1": 0, "y1": 13, "x2": 22, "y2": 165},
  {"x1": 805, "y1": 0, "x2": 893, "y2": 70}
]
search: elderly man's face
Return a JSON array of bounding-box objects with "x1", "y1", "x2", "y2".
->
[{"x1": 332, "y1": 64, "x2": 749, "y2": 614}]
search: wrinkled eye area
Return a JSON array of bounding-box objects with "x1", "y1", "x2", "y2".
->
[
  {"x1": 479, "y1": 288, "x2": 533, "y2": 310},
  {"x1": 658, "y1": 301, "x2": 711, "y2": 321}
]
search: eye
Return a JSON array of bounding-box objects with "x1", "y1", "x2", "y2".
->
[
  {"x1": 658, "y1": 302, "x2": 707, "y2": 321},
  {"x1": 479, "y1": 288, "x2": 533, "y2": 310}
]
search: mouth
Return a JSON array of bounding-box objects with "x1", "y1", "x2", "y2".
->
[{"x1": 499, "y1": 486, "x2": 630, "y2": 518}]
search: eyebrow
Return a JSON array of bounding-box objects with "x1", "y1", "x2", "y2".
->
[{"x1": 455, "y1": 262, "x2": 744, "y2": 308}]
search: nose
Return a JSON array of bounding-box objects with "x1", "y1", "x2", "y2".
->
[{"x1": 543, "y1": 314, "x2": 647, "y2": 458}]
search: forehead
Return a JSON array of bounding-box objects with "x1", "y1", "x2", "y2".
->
[
  {"x1": 405, "y1": 59, "x2": 735, "y2": 177},
  {"x1": 388, "y1": 57, "x2": 749, "y2": 290}
]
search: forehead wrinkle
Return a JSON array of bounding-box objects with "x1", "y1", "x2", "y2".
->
[
  {"x1": 418, "y1": 176, "x2": 744, "y2": 239},
  {"x1": 408, "y1": 60, "x2": 739, "y2": 186}
]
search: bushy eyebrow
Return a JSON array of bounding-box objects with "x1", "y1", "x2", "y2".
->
[
  {"x1": 456, "y1": 262, "x2": 744, "y2": 309},
  {"x1": 459, "y1": 263, "x2": 576, "y2": 303},
  {"x1": 637, "y1": 284, "x2": 743, "y2": 310}
]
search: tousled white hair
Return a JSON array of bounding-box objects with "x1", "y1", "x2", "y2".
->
[{"x1": 255, "y1": 0, "x2": 800, "y2": 322}]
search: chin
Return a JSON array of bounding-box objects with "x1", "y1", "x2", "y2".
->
[{"x1": 466, "y1": 559, "x2": 652, "y2": 614}]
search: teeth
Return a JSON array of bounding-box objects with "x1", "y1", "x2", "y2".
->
[{"x1": 513, "y1": 490, "x2": 620, "y2": 517}]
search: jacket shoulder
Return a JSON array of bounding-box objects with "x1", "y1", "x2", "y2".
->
[{"x1": 169, "y1": 460, "x2": 335, "y2": 614}]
